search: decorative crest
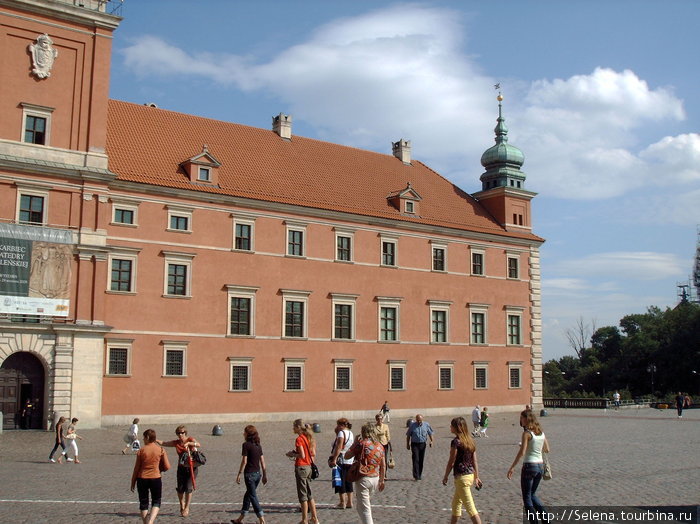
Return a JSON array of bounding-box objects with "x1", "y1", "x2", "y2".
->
[{"x1": 29, "y1": 34, "x2": 58, "y2": 79}]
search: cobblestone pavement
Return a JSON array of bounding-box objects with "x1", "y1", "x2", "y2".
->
[{"x1": 1, "y1": 407, "x2": 698, "y2": 523}]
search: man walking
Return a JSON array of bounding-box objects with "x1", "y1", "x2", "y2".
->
[
  {"x1": 405, "y1": 414, "x2": 433, "y2": 480},
  {"x1": 471, "y1": 405, "x2": 481, "y2": 436}
]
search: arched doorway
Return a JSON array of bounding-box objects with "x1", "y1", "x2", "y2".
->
[{"x1": 0, "y1": 352, "x2": 45, "y2": 430}]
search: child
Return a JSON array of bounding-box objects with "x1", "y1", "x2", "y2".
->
[
  {"x1": 478, "y1": 407, "x2": 489, "y2": 438},
  {"x1": 65, "y1": 417, "x2": 84, "y2": 463}
]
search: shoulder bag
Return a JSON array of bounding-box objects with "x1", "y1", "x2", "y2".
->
[{"x1": 542, "y1": 453, "x2": 552, "y2": 481}]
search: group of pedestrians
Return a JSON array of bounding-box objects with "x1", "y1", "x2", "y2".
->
[{"x1": 47, "y1": 416, "x2": 83, "y2": 464}]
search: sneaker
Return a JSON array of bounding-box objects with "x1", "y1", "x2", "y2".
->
[
  {"x1": 66, "y1": 458, "x2": 74, "y2": 462},
  {"x1": 49, "y1": 458, "x2": 56, "y2": 463}
]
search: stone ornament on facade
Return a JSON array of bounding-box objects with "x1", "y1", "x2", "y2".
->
[{"x1": 29, "y1": 34, "x2": 58, "y2": 79}]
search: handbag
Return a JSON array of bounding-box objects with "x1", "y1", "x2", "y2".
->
[
  {"x1": 159, "y1": 449, "x2": 171, "y2": 472},
  {"x1": 542, "y1": 454, "x2": 552, "y2": 481},
  {"x1": 331, "y1": 465, "x2": 342, "y2": 488},
  {"x1": 387, "y1": 452, "x2": 395, "y2": 469},
  {"x1": 346, "y1": 460, "x2": 362, "y2": 483},
  {"x1": 310, "y1": 461, "x2": 320, "y2": 479},
  {"x1": 179, "y1": 449, "x2": 206, "y2": 468}
]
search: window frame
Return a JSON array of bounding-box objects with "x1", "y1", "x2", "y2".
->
[
  {"x1": 429, "y1": 300, "x2": 451, "y2": 344},
  {"x1": 331, "y1": 293, "x2": 358, "y2": 341},
  {"x1": 388, "y1": 360, "x2": 407, "y2": 391},
  {"x1": 111, "y1": 198, "x2": 140, "y2": 227},
  {"x1": 438, "y1": 361, "x2": 455, "y2": 390},
  {"x1": 506, "y1": 306, "x2": 525, "y2": 346},
  {"x1": 162, "y1": 251, "x2": 195, "y2": 298},
  {"x1": 474, "y1": 361, "x2": 489, "y2": 390},
  {"x1": 471, "y1": 248, "x2": 485, "y2": 276},
  {"x1": 508, "y1": 361, "x2": 523, "y2": 389},
  {"x1": 166, "y1": 206, "x2": 193, "y2": 233},
  {"x1": 15, "y1": 185, "x2": 50, "y2": 225},
  {"x1": 333, "y1": 359, "x2": 354, "y2": 392},
  {"x1": 283, "y1": 358, "x2": 306, "y2": 392},
  {"x1": 285, "y1": 221, "x2": 307, "y2": 258},
  {"x1": 108, "y1": 248, "x2": 140, "y2": 294},
  {"x1": 507, "y1": 252, "x2": 520, "y2": 280},
  {"x1": 198, "y1": 166, "x2": 211, "y2": 182},
  {"x1": 105, "y1": 339, "x2": 133, "y2": 377},
  {"x1": 233, "y1": 216, "x2": 256, "y2": 252},
  {"x1": 469, "y1": 303, "x2": 489, "y2": 345},
  {"x1": 228, "y1": 357, "x2": 253, "y2": 392},
  {"x1": 334, "y1": 228, "x2": 354, "y2": 263},
  {"x1": 431, "y1": 241, "x2": 447, "y2": 272},
  {"x1": 21, "y1": 103, "x2": 53, "y2": 145},
  {"x1": 380, "y1": 235, "x2": 398, "y2": 267},
  {"x1": 377, "y1": 296, "x2": 402, "y2": 343},
  {"x1": 162, "y1": 341, "x2": 188, "y2": 378},
  {"x1": 226, "y1": 285, "x2": 258, "y2": 337},
  {"x1": 281, "y1": 289, "x2": 311, "y2": 339}
]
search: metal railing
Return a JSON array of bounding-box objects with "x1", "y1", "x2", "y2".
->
[{"x1": 543, "y1": 398, "x2": 652, "y2": 409}]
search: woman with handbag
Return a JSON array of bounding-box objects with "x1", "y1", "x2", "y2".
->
[
  {"x1": 442, "y1": 417, "x2": 482, "y2": 524},
  {"x1": 285, "y1": 419, "x2": 320, "y2": 524},
  {"x1": 131, "y1": 429, "x2": 170, "y2": 524},
  {"x1": 159, "y1": 425, "x2": 201, "y2": 517},
  {"x1": 122, "y1": 418, "x2": 140, "y2": 454},
  {"x1": 328, "y1": 418, "x2": 354, "y2": 509},
  {"x1": 344, "y1": 422, "x2": 385, "y2": 524},
  {"x1": 507, "y1": 409, "x2": 550, "y2": 522},
  {"x1": 374, "y1": 414, "x2": 392, "y2": 475}
]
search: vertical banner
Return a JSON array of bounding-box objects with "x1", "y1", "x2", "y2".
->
[{"x1": 0, "y1": 224, "x2": 73, "y2": 316}]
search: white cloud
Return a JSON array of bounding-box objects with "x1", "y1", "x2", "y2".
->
[
  {"x1": 551, "y1": 252, "x2": 687, "y2": 281},
  {"x1": 640, "y1": 134, "x2": 700, "y2": 183}
]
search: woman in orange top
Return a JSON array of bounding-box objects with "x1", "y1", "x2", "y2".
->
[
  {"x1": 159, "y1": 425, "x2": 201, "y2": 517},
  {"x1": 285, "y1": 419, "x2": 320, "y2": 524},
  {"x1": 131, "y1": 429, "x2": 170, "y2": 524}
]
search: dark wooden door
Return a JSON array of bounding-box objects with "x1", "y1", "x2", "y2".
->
[
  {"x1": 0, "y1": 371, "x2": 19, "y2": 429},
  {"x1": 0, "y1": 352, "x2": 45, "y2": 430}
]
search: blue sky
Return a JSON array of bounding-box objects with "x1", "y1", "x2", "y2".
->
[{"x1": 108, "y1": 1, "x2": 700, "y2": 361}]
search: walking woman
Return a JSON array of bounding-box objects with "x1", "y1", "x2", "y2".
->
[
  {"x1": 374, "y1": 413, "x2": 392, "y2": 474},
  {"x1": 507, "y1": 409, "x2": 550, "y2": 522},
  {"x1": 285, "y1": 419, "x2": 319, "y2": 524},
  {"x1": 344, "y1": 421, "x2": 386, "y2": 524},
  {"x1": 48, "y1": 416, "x2": 67, "y2": 463},
  {"x1": 442, "y1": 417, "x2": 482, "y2": 524},
  {"x1": 131, "y1": 429, "x2": 170, "y2": 524},
  {"x1": 329, "y1": 418, "x2": 354, "y2": 509},
  {"x1": 233, "y1": 425, "x2": 267, "y2": 524},
  {"x1": 122, "y1": 418, "x2": 140, "y2": 454},
  {"x1": 159, "y1": 425, "x2": 201, "y2": 517}
]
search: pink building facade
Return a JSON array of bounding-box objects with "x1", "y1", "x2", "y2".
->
[{"x1": 0, "y1": 0, "x2": 543, "y2": 428}]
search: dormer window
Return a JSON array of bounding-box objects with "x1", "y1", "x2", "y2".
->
[
  {"x1": 180, "y1": 145, "x2": 221, "y2": 185},
  {"x1": 387, "y1": 182, "x2": 422, "y2": 215},
  {"x1": 405, "y1": 201, "x2": 415, "y2": 214}
]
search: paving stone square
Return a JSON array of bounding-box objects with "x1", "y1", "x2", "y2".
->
[{"x1": 0, "y1": 407, "x2": 698, "y2": 523}]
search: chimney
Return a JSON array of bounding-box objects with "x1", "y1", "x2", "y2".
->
[
  {"x1": 392, "y1": 139, "x2": 411, "y2": 164},
  {"x1": 272, "y1": 113, "x2": 292, "y2": 139}
]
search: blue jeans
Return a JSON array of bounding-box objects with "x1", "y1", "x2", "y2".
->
[
  {"x1": 240, "y1": 471, "x2": 263, "y2": 518},
  {"x1": 521, "y1": 463, "x2": 546, "y2": 522}
]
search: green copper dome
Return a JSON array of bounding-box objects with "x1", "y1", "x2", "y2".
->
[{"x1": 479, "y1": 95, "x2": 526, "y2": 191}]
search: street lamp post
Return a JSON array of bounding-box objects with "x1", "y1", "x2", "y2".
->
[{"x1": 647, "y1": 364, "x2": 657, "y2": 396}]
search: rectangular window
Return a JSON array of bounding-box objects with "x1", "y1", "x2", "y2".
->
[
  {"x1": 405, "y1": 201, "x2": 415, "y2": 213},
  {"x1": 198, "y1": 167, "x2": 211, "y2": 181},
  {"x1": 432, "y1": 247, "x2": 446, "y2": 271},
  {"x1": 388, "y1": 362, "x2": 407, "y2": 391},
  {"x1": 335, "y1": 364, "x2": 352, "y2": 391},
  {"x1": 288, "y1": 229, "x2": 304, "y2": 256},
  {"x1": 337, "y1": 235, "x2": 352, "y2": 261},
  {"x1": 382, "y1": 240, "x2": 396, "y2": 266},
  {"x1": 508, "y1": 314, "x2": 522, "y2": 345},
  {"x1": 334, "y1": 303, "x2": 353, "y2": 340},
  {"x1": 19, "y1": 194, "x2": 44, "y2": 224},
  {"x1": 475, "y1": 366, "x2": 488, "y2": 389},
  {"x1": 24, "y1": 115, "x2": 47, "y2": 145},
  {"x1": 164, "y1": 349, "x2": 185, "y2": 376},
  {"x1": 229, "y1": 357, "x2": 253, "y2": 391},
  {"x1": 508, "y1": 256, "x2": 519, "y2": 279},
  {"x1": 108, "y1": 348, "x2": 128, "y2": 375},
  {"x1": 111, "y1": 259, "x2": 133, "y2": 292},
  {"x1": 439, "y1": 365, "x2": 454, "y2": 390},
  {"x1": 509, "y1": 366, "x2": 522, "y2": 389},
  {"x1": 471, "y1": 312, "x2": 485, "y2": 344},
  {"x1": 285, "y1": 301, "x2": 304, "y2": 337},
  {"x1": 284, "y1": 361, "x2": 305, "y2": 391},
  {"x1": 235, "y1": 223, "x2": 252, "y2": 251},
  {"x1": 431, "y1": 309, "x2": 448, "y2": 343},
  {"x1": 114, "y1": 208, "x2": 134, "y2": 225},
  {"x1": 167, "y1": 264, "x2": 187, "y2": 296},
  {"x1": 166, "y1": 207, "x2": 192, "y2": 233},
  {"x1": 230, "y1": 297, "x2": 251, "y2": 335},
  {"x1": 472, "y1": 252, "x2": 484, "y2": 276},
  {"x1": 169, "y1": 215, "x2": 189, "y2": 231},
  {"x1": 380, "y1": 306, "x2": 397, "y2": 341}
]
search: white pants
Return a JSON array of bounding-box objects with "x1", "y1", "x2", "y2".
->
[
  {"x1": 354, "y1": 476, "x2": 379, "y2": 524},
  {"x1": 67, "y1": 439, "x2": 79, "y2": 458}
]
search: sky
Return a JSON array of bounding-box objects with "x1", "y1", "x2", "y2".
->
[{"x1": 107, "y1": 0, "x2": 700, "y2": 361}]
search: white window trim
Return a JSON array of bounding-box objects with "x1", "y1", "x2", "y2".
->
[
  {"x1": 505, "y1": 306, "x2": 525, "y2": 346},
  {"x1": 473, "y1": 361, "x2": 489, "y2": 390},
  {"x1": 166, "y1": 205, "x2": 193, "y2": 233},
  {"x1": 508, "y1": 361, "x2": 524, "y2": 389},
  {"x1": 333, "y1": 358, "x2": 355, "y2": 392},
  {"x1": 430, "y1": 240, "x2": 448, "y2": 272},
  {"x1": 283, "y1": 358, "x2": 306, "y2": 392},
  {"x1": 377, "y1": 296, "x2": 402, "y2": 343},
  {"x1": 111, "y1": 200, "x2": 139, "y2": 227},
  {"x1": 281, "y1": 289, "x2": 311, "y2": 339},
  {"x1": 198, "y1": 166, "x2": 211, "y2": 182},
  {"x1": 15, "y1": 184, "x2": 50, "y2": 225},
  {"x1": 506, "y1": 251, "x2": 521, "y2": 280},
  {"x1": 285, "y1": 221, "x2": 307, "y2": 257},
  {"x1": 162, "y1": 251, "x2": 195, "y2": 298},
  {"x1": 438, "y1": 360, "x2": 455, "y2": 391},
  {"x1": 331, "y1": 293, "x2": 358, "y2": 341},
  {"x1": 233, "y1": 215, "x2": 256, "y2": 252},
  {"x1": 404, "y1": 200, "x2": 415, "y2": 214},
  {"x1": 429, "y1": 300, "x2": 452, "y2": 344},
  {"x1": 380, "y1": 234, "x2": 398, "y2": 267},
  {"x1": 21, "y1": 102, "x2": 53, "y2": 145},
  {"x1": 226, "y1": 285, "x2": 258, "y2": 337},
  {"x1": 334, "y1": 227, "x2": 355, "y2": 263},
  {"x1": 162, "y1": 340, "x2": 188, "y2": 377},
  {"x1": 470, "y1": 247, "x2": 486, "y2": 277},
  {"x1": 105, "y1": 339, "x2": 133, "y2": 377},
  {"x1": 388, "y1": 360, "x2": 407, "y2": 391},
  {"x1": 228, "y1": 357, "x2": 253, "y2": 392},
  {"x1": 468, "y1": 303, "x2": 490, "y2": 345},
  {"x1": 107, "y1": 247, "x2": 140, "y2": 294}
]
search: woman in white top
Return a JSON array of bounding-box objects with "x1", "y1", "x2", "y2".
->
[
  {"x1": 507, "y1": 409, "x2": 550, "y2": 521},
  {"x1": 329, "y1": 418, "x2": 354, "y2": 509},
  {"x1": 123, "y1": 418, "x2": 140, "y2": 454}
]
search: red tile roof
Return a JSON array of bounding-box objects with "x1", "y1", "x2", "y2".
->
[{"x1": 106, "y1": 100, "x2": 540, "y2": 241}]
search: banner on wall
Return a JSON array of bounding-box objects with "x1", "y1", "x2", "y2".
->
[{"x1": 0, "y1": 223, "x2": 73, "y2": 316}]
